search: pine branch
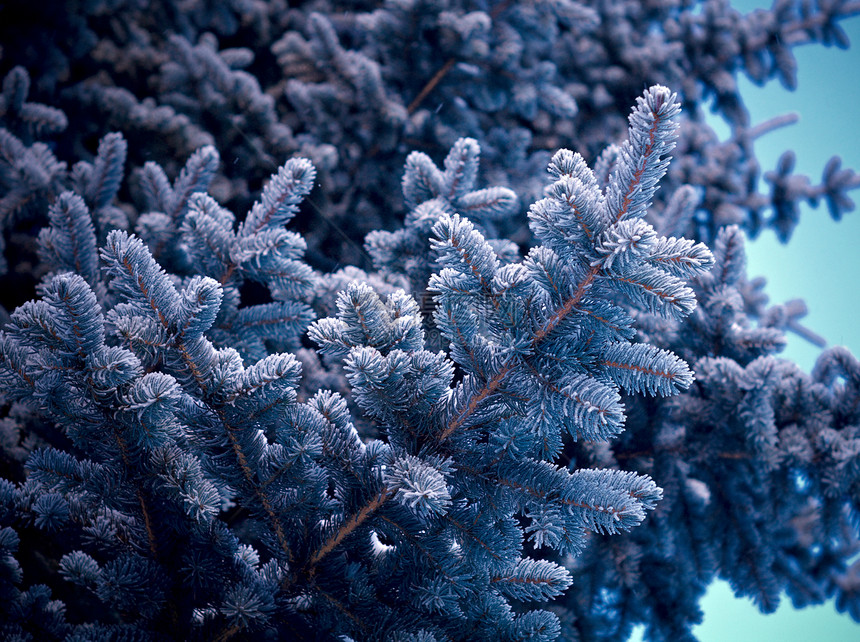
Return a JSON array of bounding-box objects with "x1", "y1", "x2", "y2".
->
[{"x1": 303, "y1": 486, "x2": 393, "y2": 578}]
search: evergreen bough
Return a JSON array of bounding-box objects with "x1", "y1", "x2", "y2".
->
[{"x1": 0, "y1": 2, "x2": 859, "y2": 641}]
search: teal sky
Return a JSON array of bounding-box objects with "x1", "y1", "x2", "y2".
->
[
  {"x1": 736, "y1": 5, "x2": 860, "y2": 376},
  {"x1": 632, "y1": 2, "x2": 860, "y2": 640}
]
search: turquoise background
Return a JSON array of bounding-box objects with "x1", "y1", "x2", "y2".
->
[{"x1": 632, "y1": 2, "x2": 860, "y2": 640}]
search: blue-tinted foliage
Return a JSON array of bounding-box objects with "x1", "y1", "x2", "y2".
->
[
  {"x1": 0, "y1": 2, "x2": 859, "y2": 642},
  {"x1": 2, "y1": 1, "x2": 859, "y2": 274}
]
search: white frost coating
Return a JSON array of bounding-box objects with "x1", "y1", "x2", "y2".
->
[{"x1": 686, "y1": 478, "x2": 711, "y2": 505}]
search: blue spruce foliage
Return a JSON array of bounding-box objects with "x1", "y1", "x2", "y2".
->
[{"x1": 0, "y1": 2, "x2": 859, "y2": 641}]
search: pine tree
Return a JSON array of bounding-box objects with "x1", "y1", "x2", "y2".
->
[{"x1": 0, "y1": 2, "x2": 859, "y2": 641}]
